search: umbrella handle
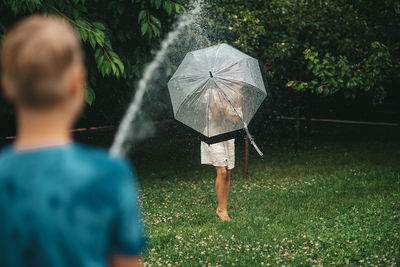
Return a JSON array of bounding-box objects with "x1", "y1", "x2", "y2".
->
[
  {"x1": 243, "y1": 123, "x2": 263, "y2": 156},
  {"x1": 251, "y1": 141, "x2": 263, "y2": 156}
]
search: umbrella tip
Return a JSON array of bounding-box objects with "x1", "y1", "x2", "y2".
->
[{"x1": 209, "y1": 71, "x2": 213, "y2": 78}]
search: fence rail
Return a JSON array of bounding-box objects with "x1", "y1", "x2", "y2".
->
[
  {"x1": 2, "y1": 125, "x2": 115, "y2": 140},
  {"x1": 276, "y1": 116, "x2": 399, "y2": 127},
  {"x1": 1, "y1": 116, "x2": 398, "y2": 140}
]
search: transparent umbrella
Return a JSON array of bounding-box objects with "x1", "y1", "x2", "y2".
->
[{"x1": 168, "y1": 43, "x2": 269, "y2": 155}]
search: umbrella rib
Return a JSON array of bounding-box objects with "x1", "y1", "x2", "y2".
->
[
  {"x1": 211, "y1": 45, "x2": 222, "y2": 73},
  {"x1": 174, "y1": 79, "x2": 209, "y2": 119},
  {"x1": 170, "y1": 74, "x2": 208, "y2": 80},
  {"x1": 215, "y1": 77, "x2": 266, "y2": 94},
  {"x1": 215, "y1": 78, "x2": 267, "y2": 124},
  {"x1": 214, "y1": 57, "x2": 253, "y2": 75},
  {"x1": 215, "y1": 86, "x2": 245, "y2": 125},
  {"x1": 214, "y1": 62, "x2": 239, "y2": 74}
]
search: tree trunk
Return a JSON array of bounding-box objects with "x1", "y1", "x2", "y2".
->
[
  {"x1": 295, "y1": 94, "x2": 301, "y2": 152},
  {"x1": 244, "y1": 135, "x2": 249, "y2": 178}
]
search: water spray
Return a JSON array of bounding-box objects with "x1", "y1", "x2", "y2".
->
[{"x1": 110, "y1": 0, "x2": 204, "y2": 157}]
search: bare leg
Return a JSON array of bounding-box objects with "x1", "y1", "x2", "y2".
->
[{"x1": 215, "y1": 166, "x2": 231, "y2": 221}]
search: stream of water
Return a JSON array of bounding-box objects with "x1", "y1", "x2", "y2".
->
[{"x1": 109, "y1": 0, "x2": 204, "y2": 157}]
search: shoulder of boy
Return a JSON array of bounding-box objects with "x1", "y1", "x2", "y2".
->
[{"x1": 0, "y1": 145, "x2": 14, "y2": 162}]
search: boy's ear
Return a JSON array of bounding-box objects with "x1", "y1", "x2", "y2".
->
[
  {"x1": 69, "y1": 66, "x2": 87, "y2": 96},
  {"x1": 1, "y1": 77, "x2": 17, "y2": 102}
]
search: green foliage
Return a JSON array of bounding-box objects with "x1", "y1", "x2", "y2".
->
[
  {"x1": 207, "y1": 0, "x2": 399, "y2": 105},
  {"x1": 1, "y1": 0, "x2": 398, "y2": 123},
  {"x1": 0, "y1": 0, "x2": 185, "y2": 106},
  {"x1": 86, "y1": 88, "x2": 95, "y2": 107},
  {"x1": 286, "y1": 42, "x2": 392, "y2": 104},
  {"x1": 132, "y1": 137, "x2": 400, "y2": 266}
]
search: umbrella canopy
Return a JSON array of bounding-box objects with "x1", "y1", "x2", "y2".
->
[{"x1": 168, "y1": 43, "x2": 269, "y2": 155}]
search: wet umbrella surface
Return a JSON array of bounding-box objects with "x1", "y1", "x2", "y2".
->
[{"x1": 168, "y1": 43, "x2": 269, "y2": 155}]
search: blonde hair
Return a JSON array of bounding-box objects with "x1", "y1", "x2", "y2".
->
[{"x1": 0, "y1": 15, "x2": 84, "y2": 109}]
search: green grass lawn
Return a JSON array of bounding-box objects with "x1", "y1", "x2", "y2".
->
[{"x1": 131, "y1": 137, "x2": 400, "y2": 266}]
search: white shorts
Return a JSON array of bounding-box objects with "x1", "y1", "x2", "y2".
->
[{"x1": 201, "y1": 139, "x2": 235, "y2": 170}]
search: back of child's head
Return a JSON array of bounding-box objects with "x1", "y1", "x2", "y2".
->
[{"x1": 1, "y1": 15, "x2": 84, "y2": 109}]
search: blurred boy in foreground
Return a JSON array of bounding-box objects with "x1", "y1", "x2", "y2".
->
[{"x1": 0, "y1": 15, "x2": 146, "y2": 267}]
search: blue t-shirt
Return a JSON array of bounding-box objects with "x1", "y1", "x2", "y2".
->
[{"x1": 0, "y1": 143, "x2": 146, "y2": 267}]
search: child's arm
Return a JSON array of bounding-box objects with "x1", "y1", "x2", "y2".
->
[{"x1": 110, "y1": 256, "x2": 142, "y2": 267}]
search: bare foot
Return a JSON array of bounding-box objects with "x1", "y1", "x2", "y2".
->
[{"x1": 216, "y1": 208, "x2": 231, "y2": 221}]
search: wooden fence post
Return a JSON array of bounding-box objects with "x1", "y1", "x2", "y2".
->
[
  {"x1": 244, "y1": 135, "x2": 249, "y2": 178},
  {"x1": 295, "y1": 94, "x2": 301, "y2": 152}
]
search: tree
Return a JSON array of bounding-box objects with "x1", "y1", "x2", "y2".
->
[
  {"x1": 205, "y1": 0, "x2": 399, "y2": 148},
  {"x1": 0, "y1": 0, "x2": 185, "y2": 130},
  {"x1": 1, "y1": 0, "x2": 398, "y2": 138}
]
